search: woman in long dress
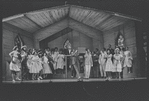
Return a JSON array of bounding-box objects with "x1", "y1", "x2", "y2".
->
[
  {"x1": 42, "y1": 52, "x2": 52, "y2": 79},
  {"x1": 9, "y1": 46, "x2": 21, "y2": 82},
  {"x1": 105, "y1": 49, "x2": 114, "y2": 79},
  {"x1": 84, "y1": 48, "x2": 93, "y2": 79},
  {"x1": 113, "y1": 48, "x2": 123, "y2": 78},
  {"x1": 123, "y1": 47, "x2": 133, "y2": 73},
  {"x1": 56, "y1": 49, "x2": 65, "y2": 74},
  {"x1": 98, "y1": 49, "x2": 107, "y2": 78},
  {"x1": 30, "y1": 49, "x2": 41, "y2": 80},
  {"x1": 52, "y1": 47, "x2": 59, "y2": 73},
  {"x1": 27, "y1": 49, "x2": 33, "y2": 80}
]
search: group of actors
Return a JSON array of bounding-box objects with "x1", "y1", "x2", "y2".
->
[{"x1": 9, "y1": 44, "x2": 133, "y2": 82}]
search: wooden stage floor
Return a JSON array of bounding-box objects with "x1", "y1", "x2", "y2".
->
[{"x1": 2, "y1": 77, "x2": 147, "y2": 84}]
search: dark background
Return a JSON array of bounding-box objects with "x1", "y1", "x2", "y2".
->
[{"x1": 1, "y1": 0, "x2": 149, "y2": 101}]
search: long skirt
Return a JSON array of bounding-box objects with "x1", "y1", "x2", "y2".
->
[
  {"x1": 43, "y1": 63, "x2": 52, "y2": 74},
  {"x1": 105, "y1": 59, "x2": 114, "y2": 72}
]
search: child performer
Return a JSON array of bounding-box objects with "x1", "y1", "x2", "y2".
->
[
  {"x1": 42, "y1": 52, "x2": 53, "y2": 79},
  {"x1": 105, "y1": 49, "x2": 113, "y2": 79},
  {"x1": 123, "y1": 47, "x2": 133, "y2": 73},
  {"x1": 113, "y1": 48, "x2": 123, "y2": 79},
  {"x1": 84, "y1": 48, "x2": 93, "y2": 79},
  {"x1": 9, "y1": 46, "x2": 21, "y2": 82}
]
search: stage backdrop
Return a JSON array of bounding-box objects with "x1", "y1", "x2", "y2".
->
[{"x1": 48, "y1": 30, "x2": 102, "y2": 51}]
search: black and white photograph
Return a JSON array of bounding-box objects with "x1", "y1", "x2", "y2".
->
[{"x1": 1, "y1": 0, "x2": 149, "y2": 101}]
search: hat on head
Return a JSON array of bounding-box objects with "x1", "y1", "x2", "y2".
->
[
  {"x1": 115, "y1": 47, "x2": 120, "y2": 52},
  {"x1": 21, "y1": 45, "x2": 27, "y2": 49},
  {"x1": 13, "y1": 46, "x2": 18, "y2": 50}
]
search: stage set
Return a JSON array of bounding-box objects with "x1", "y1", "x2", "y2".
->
[{"x1": 2, "y1": 4, "x2": 147, "y2": 83}]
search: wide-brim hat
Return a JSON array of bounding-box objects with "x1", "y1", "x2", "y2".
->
[
  {"x1": 115, "y1": 47, "x2": 120, "y2": 51},
  {"x1": 13, "y1": 46, "x2": 18, "y2": 50},
  {"x1": 38, "y1": 50, "x2": 43, "y2": 54},
  {"x1": 21, "y1": 45, "x2": 27, "y2": 49}
]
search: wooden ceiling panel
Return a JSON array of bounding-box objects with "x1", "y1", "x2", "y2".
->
[
  {"x1": 75, "y1": 8, "x2": 83, "y2": 21},
  {"x1": 7, "y1": 17, "x2": 40, "y2": 33},
  {"x1": 3, "y1": 5, "x2": 133, "y2": 34},
  {"x1": 43, "y1": 11, "x2": 53, "y2": 24},
  {"x1": 87, "y1": 12, "x2": 100, "y2": 26},
  {"x1": 82, "y1": 11, "x2": 96, "y2": 24},
  {"x1": 78, "y1": 10, "x2": 91, "y2": 22},
  {"x1": 103, "y1": 20, "x2": 128, "y2": 31},
  {"x1": 91, "y1": 13, "x2": 110, "y2": 27}
]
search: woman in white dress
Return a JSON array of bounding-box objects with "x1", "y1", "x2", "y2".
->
[
  {"x1": 30, "y1": 50, "x2": 42, "y2": 80},
  {"x1": 52, "y1": 47, "x2": 59, "y2": 73},
  {"x1": 98, "y1": 48, "x2": 107, "y2": 78},
  {"x1": 9, "y1": 46, "x2": 21, "y2": 82},
  {"x1": 123, "y1": 47, "x2": 133, "y2": 73},
  {"x1": 105, "y1": 49, "x2": 114, "y2": 79},
  {"x1": 42, "y1": 53, "x2": 52, "y2": 78},
  {"x1": 84, "y1": 49, "x2": 93, "y2": 79},
  {"x1": 113, "y1": 48, "x2": 123, "y2": 78}
]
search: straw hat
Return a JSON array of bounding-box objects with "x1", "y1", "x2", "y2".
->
[
  {"x1": 13, "y1": 46, "x2": 18, "y2": 50},
  {"x1": 21, "y1": 45, "x2": 27, "y2": 49}
]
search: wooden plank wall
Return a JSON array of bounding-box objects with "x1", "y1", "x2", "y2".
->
[
  {"x1": 34, "y1": 19, "x2": 68, "y2": 49},
  {"x1": 103, "y1": 21, "x2": 140, "y2": 78},
  {"x1": 35, "y1": 18, "x2": 104, "y2": 52},
  {"x1": 2, "y1": 24, "x2": 34, "y2": 81},
  {"x1": 48, "y1": 30, "x2": 95, "y2": 51}
]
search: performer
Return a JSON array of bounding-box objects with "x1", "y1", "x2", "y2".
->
[
  {"x1": 70, "y1": 49, "x2": 81, "y2": 79},
  {"x1": 113, "y1": 48, "x2": 123, "y2": 79},
  {"x1": 42, "y1": 52, "x2": 52, "y2": 79},
  {"x1": 98, "y1": 49, "x2": 107, "y2": 78},
  {"x1": 9, "y1": 46, "x2": 21, "y2": 82},
  {"x1": 45, "y1": 48, "x2": 55, "y2": 76},
  {"x1": 27, "y1": 49, "x2": 33, "y2": 80},
  {"x1": 92, "y1": 51, "x2": 99, "y2": 78},
  {"x1": 118, "y1": 34, "x2": 124, "y2": 48},
  {"x1": 63, "y1": 39, "x2": 72, "y2": 71},
  {"x1": 84, "y1": 49, "x2": 93, "y2": 79},
  {"x1": 119, "y1": 47, "x2": 125, "y2": 78},
  {"x1": 37, "y1": 50, "x2": 44, "y2": 80},
  {"x1": 52, "y1": 47, "x2": 59, "y2": 73},
  {"x1": 123, "y1": 47, "x2": 133, "y2": 73},
  {"x1": 21, "y1": 45, "x2": 28, "y2": 80},
  {"x1": 56, "y1": 49, "x2": 65, "y2": 74},
  {"x1": 105, "y1": 49, "x2": 113, "y2": 79},
  {"x1": 30, "y1": 49, "x2": 39, "y2": 80}
]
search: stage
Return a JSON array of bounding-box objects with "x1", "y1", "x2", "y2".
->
[{"x1": 2, "y1": 77, "x2": 147, "y2": 84}]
